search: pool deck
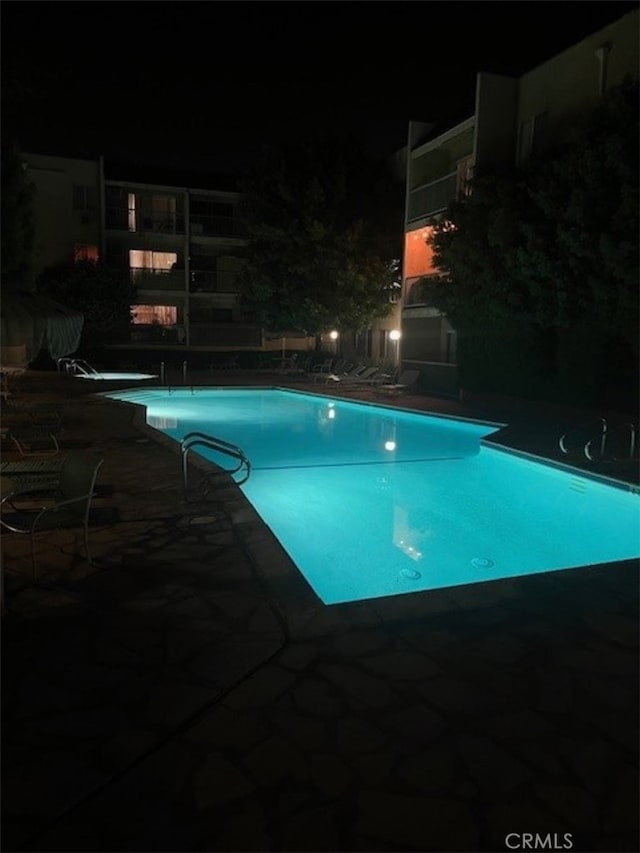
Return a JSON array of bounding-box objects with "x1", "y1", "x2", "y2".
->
[{"x1": 2, "y1": 369, "x2": 638, "y2": 852}]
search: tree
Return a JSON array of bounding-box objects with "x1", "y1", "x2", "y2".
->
[
  {"x1": 1, "y1": 140, "x2": 36, "y2": 289},
  {"x1": 426, "y1": 77, "x2": 639, "y2": 406},
  {"x1": 237, "y1": 133, "x2": 402, "y2": 339},
  {"x1": 521, "y1": 77, "x2": 639, "y2": 353},
  {"x1": 38, "y1": 261, "x2": 134, "y2": 349}
]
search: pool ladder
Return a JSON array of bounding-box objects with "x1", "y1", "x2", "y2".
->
[
  {"x1": 559, "y1": 418, "x2": 637, "y2": 463},
  {"x1": 180, "y1": 431, "x2": 251, "y2": 493},
  {"x1": 56, "y1": 357, "x2": 102, "y2": 377}
]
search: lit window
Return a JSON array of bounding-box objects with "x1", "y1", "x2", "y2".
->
[
  {"x1": 130, "y1": 305, "x2": 177, "y2": 326},
  {"x1": 74, "y1": 244, "x2": 99, "y2": 263},
  {"x1": 128, "y1": 193, "x2": 136, "y2": 232},
  {"x1": 127, "y1": 193, "x2": 178, "y2": 233},
  {"x1": 129, "y1": 250, "x2": 177, "y2": 276}
]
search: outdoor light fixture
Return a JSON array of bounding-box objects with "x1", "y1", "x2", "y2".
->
[
  {"x1": 329, "y1": 330, "x2": 339, "y2": 340},
  {"x1": 390, "y1": 329, "x2": 401, "y2": 364}
]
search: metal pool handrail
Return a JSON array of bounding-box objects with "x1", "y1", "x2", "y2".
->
[
  {"x1": 585, "y1": 421, "x2": 636, "y2": 462},
  {"x1": 559, "y1": 417, "x2": 607, "y2": 457},
  {"x1": 180, "y1": 431, "x2": 251, "y2": 490},
  {"x1": 559, "y1": 418, "x2": 637, "y2": 463}
]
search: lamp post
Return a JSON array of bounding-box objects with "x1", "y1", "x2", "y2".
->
[
  {"x1": 329, "y1": 329, "x2": 339, "y2": 356},
  {"x1": 389, "y1": 329, "x2": 401, "y2": 366}
]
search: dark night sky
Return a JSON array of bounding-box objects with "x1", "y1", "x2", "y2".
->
[{"x1": 2, "y1": 0, "x2": 638, "y2": 177}]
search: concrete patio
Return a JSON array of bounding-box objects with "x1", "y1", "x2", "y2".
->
[{"x1": 1, "y1": 368, "x2": 638, "y2": 852}]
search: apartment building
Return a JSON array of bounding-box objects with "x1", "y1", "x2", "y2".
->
[
  {"x1": 103, "y1": 174, "x2": 255, "y2": 348},
  {"x1": 23, "y1": 152, "x2": 103, "y2": 273},
  {"x1": 401, "y1": 7, "x2": 639, "y2": 397},
  {"x1": 22, "y1": 153, "x2": 401, "y2": 362},
  {"x1": 22, "y1": 153, "x2": 260, "y2": 350}
]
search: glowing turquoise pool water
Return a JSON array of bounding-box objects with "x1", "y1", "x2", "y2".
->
[{"x1": 106, "y1": 388, "x2": 640, "y2": 605}]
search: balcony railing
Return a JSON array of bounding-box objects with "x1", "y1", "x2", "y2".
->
[
  {"x1": 105, "y1": 207, "x2": 244, "y2": 238},
  {"x1": 130, "y1": 269, "x2": 185, "y2": 291},
  {"x1": 106, "y1": 207, "x2": 186, "y2": 234},
  {"x1": 190, "y1": 270, "x2": 241, "y2": 293},
  {"x1": 407, "y1": 172, "x2": 457, "y2": 222},
  {"x1": 190, "y1": 214, "x2": 244, "y2": 238},
  {"x1": 129, "y1": 268, "x2": 242, "y2": 295}
]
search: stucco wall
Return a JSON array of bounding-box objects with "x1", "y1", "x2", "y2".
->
[
  {"x1": 474, "y1": 73, "x2": 518, "y2": 168},
  {"x1": 516, "y1": 9, "x2": 639, "y2": 141},
  {"x1": 24, "y1": 152, "x2": 101, "y2": 275}
]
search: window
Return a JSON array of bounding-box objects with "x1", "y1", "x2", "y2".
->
[
  {"x1": 128, "y1": 193, "x2": 136, "y2": 232},
  {"x1": 73, "y1": 184, "x2": 96, "y2": 224},
  {"x1": 73, "y1": 244, "x2": 99, "y2": 263},
  {"x1": 517, "y1": 112, "x2": 549, "y2": 164},
  {"x1": 129, "y1": 250, "x2": 177, "y2": 276},
  {"x1": 355, "y1": 329, "x2": 372, "y2": 358},
  {"x1": 405, "y1": 276, "x2": 434, "y2": 306},
  {"x1": 72, "y1": 184, "x2": 94, "y2": 211},
  {"x1": 128, "y1": 193, "x2": 179, "y2": 233},
  {"x1": 456, "y1": 156, "x2": 473, "y2": 197},
  {"x1": 379, "y1": 329, "x2": 390, "y2": 360},
  {"x1": 131, "y1": 305, "x2": 177, "y2": 326}
]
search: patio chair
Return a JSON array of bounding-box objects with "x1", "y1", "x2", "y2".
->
[
  {"x1": 5, "y1": 426, "x2": 62, "y2": 457},
  {"x1": 375, "y1": 369, "x2": 420, "y2": 396},
  {"x1": 0, "y1": 451, "x2": 104, "y2": 581}
]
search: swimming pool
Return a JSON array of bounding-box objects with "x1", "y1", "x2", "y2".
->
[{"x1": 106, "y1": 388, "x2": 640, "y2": 605}]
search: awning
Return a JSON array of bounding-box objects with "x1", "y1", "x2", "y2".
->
[{"x1": 0, "y1": 290, "x2": 84, "y2": 365}]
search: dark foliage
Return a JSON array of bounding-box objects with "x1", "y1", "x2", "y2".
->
[
  {"x1": 1, "y1": 140, "x2": 36, "y2": 288},
  {"x1": 237, "y1": 133, "x2": 403, "y2": 337},
  {"x1": 38, "y1": 261, "x2": 134, "y2": 348},
  {"x1": 426, "y1": 78, "x2": 639, "y2": 408}
]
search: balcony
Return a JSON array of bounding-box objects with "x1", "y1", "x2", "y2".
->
[
  {"x1": 189, "y1": 270, "x2": 240, "y2": 294},
  {"x1": 407, "y1": 172, "x2": 457, "y2": 223},
  {"x1": 106, "y1": 207, "x2": 186, "y2": 235},
  {"x1": 189, "y1": 214, "x2": 244, "y2": 239},
  {"x1": 131, "y1": 269, "x2": 186, "y2": 292}
]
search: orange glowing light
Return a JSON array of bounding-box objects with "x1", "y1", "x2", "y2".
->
[{"x1": 403, "y1": 226, "x2": 436, "y2": 278}]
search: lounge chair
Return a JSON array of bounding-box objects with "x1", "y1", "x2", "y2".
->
[
  {"x1": 5, "y1": 426, "x2": 62, "y2": 457},
  {"x1": 305, "y1": 358, "x2": 334, "y2": 379},
  {"x1": 1, "y1": 458, "x2": 66, "y2": 486},
  {"x1": 323, "y1": 363, "x2": 365, "y2": 383},
  {"x1": 0, "y1": 451, "x2": 104, "y2": 581},
  {"x1": 278, "y1": 353, "x2": 307, "y2": 374},
  {"x1": 376, "y1": 369, "x2": 420, "y2": 396},
  {"x1": 332, "y1": 366, "x2": 380, "y2": 386}
]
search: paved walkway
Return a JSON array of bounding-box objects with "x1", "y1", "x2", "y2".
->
[{"x1": 2, "y1": 369, "x2": 638, "y2": 852}]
